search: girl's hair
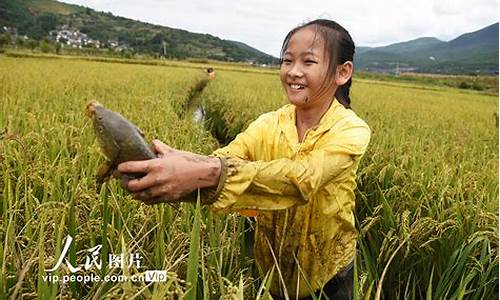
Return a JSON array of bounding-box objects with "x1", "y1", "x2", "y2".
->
[{"x1": 280, "y1": 19, "x2": 355, "y2": 109}]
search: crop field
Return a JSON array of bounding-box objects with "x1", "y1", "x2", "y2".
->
[{"x1": 0, "y1": 56, "x2": 498, "y2": 299}]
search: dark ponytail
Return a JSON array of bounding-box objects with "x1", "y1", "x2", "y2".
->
[
  {"x1": 335, "y1": 78, "x2": 352, "y2": 109},
  {"x1": 280, "y1": 19, "x2": 355, "y2": 109}
]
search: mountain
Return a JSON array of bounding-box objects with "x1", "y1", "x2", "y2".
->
[
  {"x1": 0, "y1": 0, "x2": 279, "y2": 64},
  {"x1": 370, "y1": 37, "x2": 445, "y2": 54},
  {"x1": 225, "y1": 40, "x2": 274, "y2": 64},
  {"x1": 355, "y1": 23, "x2": 499, "y2": 74},
  {"x1": 1, "y1": 0, "x2": 497, "y2": 74}
]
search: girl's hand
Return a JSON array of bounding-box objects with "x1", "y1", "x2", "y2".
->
[{"x1": 118, "y1": 140, "x2": 221, "y2": 205}]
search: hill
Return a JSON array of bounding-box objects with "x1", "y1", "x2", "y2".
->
[
  {"x1": 0, "y1": 0, "x2": 279, "y2": 64},
  {"x1": 356, "y1": 23, "x2": 499, "y2": 74},
  {"x1": 1, "y1": 0, "x2": 497, "y2": 74}
]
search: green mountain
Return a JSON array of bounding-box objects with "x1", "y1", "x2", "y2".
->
[
  {"x1": 355, "y1": 23, "x2": 499, "y2": 74},
  {"x1": 371, "y1": 37, "x2": 445, "y2": 54},
  {"x1": 1, "y1": 0, "x2": 497, "y2": 74},
  {"x1": 0, "y1": 0, "x2": 279, "y2": 64}
]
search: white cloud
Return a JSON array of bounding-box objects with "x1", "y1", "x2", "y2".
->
[{"x1": 60, "y1": 0, "x2": 498, "y2": 56}]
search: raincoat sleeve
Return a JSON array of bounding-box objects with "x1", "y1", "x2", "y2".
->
[
  {"x1": 178, "y1": 114, "x2": 266, "y2": 205},
  {"x1": 210, "y1": 113, "x2": 268, "y2": 161},
  {"x1": 209, "y1": 115, "x2": 371, "y2": 212}
]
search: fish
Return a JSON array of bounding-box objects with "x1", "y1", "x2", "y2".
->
[{"x1": 85, "y1": 101, "x2": 155, "y2": 185}]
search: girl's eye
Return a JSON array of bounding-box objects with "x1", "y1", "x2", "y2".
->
[
  {"x1": 305, "y1": 60, "x2": 317, "y2": 64},
  {"x1": 282, "y1": 59, "x2": 292, "y2": 64}
]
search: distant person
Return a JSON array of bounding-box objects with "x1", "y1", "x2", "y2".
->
[
  {"x1": 207, "y1": 67, "x2": 216, "y2": 80},
  {"x1": 119, "y1": 19, "x2": 370, "y2": 300}
]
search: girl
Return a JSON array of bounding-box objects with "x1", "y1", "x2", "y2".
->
[{"x1": 118, "y1": 19, "x2": 371, "y2": 299}]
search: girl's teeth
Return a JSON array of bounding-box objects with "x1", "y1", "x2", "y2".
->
[{"x1": 291, "y1": 84, "x2": 303, "y2": 89}]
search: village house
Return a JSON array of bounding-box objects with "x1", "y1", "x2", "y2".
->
[{"x1": 50, "y1": 25, "x2": 100, "y2": 49}]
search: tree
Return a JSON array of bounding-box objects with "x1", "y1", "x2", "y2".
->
[
  {"x1": 0, "y1": 33, "x2": 11, "y2": 48},
  {"x1": 26, "y1": 39, "x2": 38, "y2": 50},
  {"x1": 15, "y1": 37, "x2": 25, "y2": 47},
  {"x1": 40, "y1": 40, "x2": 53, "y2": 53},
  {"x1": 37, "y1": 13, "x2": 58, "y2": 32}
]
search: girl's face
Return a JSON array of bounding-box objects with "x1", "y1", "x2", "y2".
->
[{"x1": 280, "y1": 26, "x2": 335, "y2": 109}]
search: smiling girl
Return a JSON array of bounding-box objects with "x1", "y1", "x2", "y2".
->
[{"x1": 119, "y1": 19, "x2": 371, "y2": 299}]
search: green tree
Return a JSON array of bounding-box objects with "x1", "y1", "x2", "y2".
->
[
  {"x1": 26, "y1": 39, "x2": 38, "y2": 50},
  {"x1": 37, "y1": 13, "x2": 59, "y2": 32},
  {"x1": 0, "y1": 33, "x2": 11, "y2": 48},
  {"x1": 15, "y1": 37, "x2": 25, "y2": 47},
  {"x1": 40, "y1": 40, "x2": 53, "y2": 53}
]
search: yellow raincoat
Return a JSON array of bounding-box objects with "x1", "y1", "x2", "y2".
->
[{"x1": 209, "y1": 98, "x2": 371, "y2": 298}]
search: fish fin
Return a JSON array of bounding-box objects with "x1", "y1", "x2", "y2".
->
[
  {"x1": 96, "y1": 147, "x2": 121, "y2": 185},
  {"x1": 100, "y1": 137, "x2": 120, "y2": 161},
  {"x1": 96, "y1": 161, "x2": 114, "y2": 185},
  {"x1": 135, "y1": 126, "x2": 145, "y2": 138}
]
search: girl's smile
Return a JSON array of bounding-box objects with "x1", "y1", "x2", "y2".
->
[{"x1": 280, "y1": 26, "x2": 335, "y2": 108}]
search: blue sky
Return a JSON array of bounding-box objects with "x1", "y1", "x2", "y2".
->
[{"x1": 60, "y1": 0, "x2": 499, "y2": 57}]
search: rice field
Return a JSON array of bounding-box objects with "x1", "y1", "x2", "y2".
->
[{"x1": 0, "y1": 56, "x2": 498, "y2": 299}]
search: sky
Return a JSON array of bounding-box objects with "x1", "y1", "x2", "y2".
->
[{"x1": 59, "y1": 0, "x2": 499, "y2": 57}]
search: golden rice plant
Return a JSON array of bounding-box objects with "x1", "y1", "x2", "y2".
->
[
  {"x1": 199, "y1": 70, "x2": 499, "y2": 299},
  {"x1": 0, "y1": 55, "x2": 497, "y2": 299},
  {"x1": 0, "y1": 57, "x2": 254, "y2": 299}
]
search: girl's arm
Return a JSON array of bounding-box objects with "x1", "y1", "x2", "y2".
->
[
  {"x1": 117, "y1": 114, "x2": 267, "y2": 205},
  {"x1": 118, "y1": 112, "x2": 370, "y2": 210},
  {"x1": 210, "y1": 121, "x2": 371, "y2": 212}
]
